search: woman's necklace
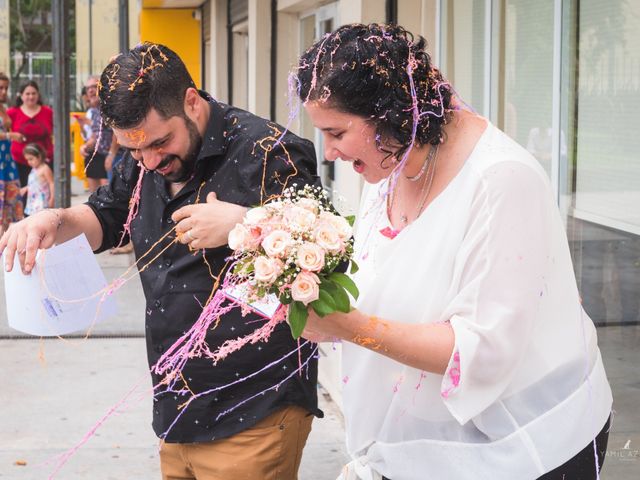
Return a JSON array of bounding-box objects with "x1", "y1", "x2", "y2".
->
[
  {"x1": 388, "y1": 144, "x2": 439, "y2": 228},
  {"x1": 405, "y1": 143, "x2": 437, "y2": 182},
  {"x1": 414, "y1": 145, "x2": 439, "y2": 219}
]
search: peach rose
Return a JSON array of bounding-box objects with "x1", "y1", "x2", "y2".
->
[
  {"x1": 261, "y1": 230, "x2": 292, "y2": 257},
  {"x1": 254, "y1": 256, "x2": 283, "y2": 284},
  {"x1": 319, "y1": 211, "x2": 352, "y2": 239},
  {"x1": 291, "y1": 271, "x2": 320, "y2": 305},
  {"x1": 228, "y1": 223, "x2": 250, "y2": 251},
  {"x1": 296, "y1": 242, "x2": 325, "y2": 272},
  {"x1": 314, "y1": 223, "x2": 343, "y2": 253}
]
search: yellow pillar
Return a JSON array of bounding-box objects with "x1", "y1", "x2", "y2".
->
[{"x1": 139, "y1": 9, "x2": 202, "y2": 88}]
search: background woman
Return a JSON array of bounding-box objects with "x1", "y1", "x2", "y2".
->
[
  {"x1": 295, "y1": 23, "x2": 612, "y2": 480},
  {"x1": 0, "y1": 72, "x2": 24, "y2": 230},
  {"x1": 7, "y1": 80, "x2": 54, "y2": 186}
]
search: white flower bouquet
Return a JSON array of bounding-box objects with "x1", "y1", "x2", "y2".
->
[{"x1": 227, "y1": 185, "x2": 359, "y2": 338}]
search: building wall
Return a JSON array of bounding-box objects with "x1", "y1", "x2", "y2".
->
[
  {"x1": 75, "y1": 0, "x2": 141, "y2": 91},
  {"x1": 205, "y1": 0, "x2": 228, "y2": 103},
  {"x1": 75, "y1": 0, "x2": 120, "y2": 83}
]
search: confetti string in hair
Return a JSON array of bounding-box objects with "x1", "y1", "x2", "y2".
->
[{"x1": 128, "y1": 44, "x2": 169, "y2": 91}]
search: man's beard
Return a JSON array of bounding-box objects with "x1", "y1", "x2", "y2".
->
[{"x1": 160, "y1": 116, "x2": 203, "y2": 183}]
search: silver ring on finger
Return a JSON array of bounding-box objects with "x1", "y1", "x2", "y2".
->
[{"x1": 186, "y1": 230, "x2": 194, "y2": 242}]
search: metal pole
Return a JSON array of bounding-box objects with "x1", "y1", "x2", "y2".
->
[
  {"x1": 52, "y1": 0, "x2": 71, "y2": 208},
  {"x1": 118, "y1": 0, "x2": 129, "y2": 53}
]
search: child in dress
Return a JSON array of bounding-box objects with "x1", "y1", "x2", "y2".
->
[{"x1": 20, "y1": 143, "x2": 53, "y2": 215}]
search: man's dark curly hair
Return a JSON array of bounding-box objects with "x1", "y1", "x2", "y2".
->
[
  {"x1": 98, "y1": 43, "x2": 196, "y2": 129},
  {"x1": 295, "y1": 23, "x2": 454, "y2": 160}
]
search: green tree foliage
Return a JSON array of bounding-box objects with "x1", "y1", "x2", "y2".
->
[{"x1": 9, "y1": 0, "x2": 75, "y2": 83}]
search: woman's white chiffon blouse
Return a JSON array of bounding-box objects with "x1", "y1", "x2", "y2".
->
[{"x1": 341, "y1": 123, "x2": 612, "y2": 480}]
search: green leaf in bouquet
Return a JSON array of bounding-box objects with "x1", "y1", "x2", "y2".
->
[
  {"x1": 288, "y1": 301, "x2": 308, "y2": 339},
  {"x1": 310, "y1": 289, "x2": 337, "y2": 317},
  {"x1": 321, "y1": 280, "x2": 350, "y2": 313},
  {"x1": 278, "y1": 292, "x2": 293, "y2": 305},
  {"x1": 328, "y1": 272, "x2": 359, "y2": 300},
  {"x1": 233, "y1": 260, "x2": 254, "y2": 276},
  {"x1": 350, "y1": 260, "x2": 359, "y2": 275},
  {"x1": 311, "y1": 299, "x2": 334, "y2": 317},
  {"x1": 345, "y1": 215, "x2": 356, "y2": 227}
]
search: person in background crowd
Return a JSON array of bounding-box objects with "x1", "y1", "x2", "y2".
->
[
  {"x1": 0, "y1": 72, "x2": 24, "y2": 230},
  {"x1": 20, "y1": 142, "x2": 53, "y2": 215},
  {"x1": 79, "y1": 76, "x2": 112, "y2": 192},
  {"x1": 7, "y1": 80, "x2": 54, "y2": 186},
  {"x1": 296, "y1": 23, "x2": 612, "y2": 480},
  {"x1": 74, "y1": 85, "x2": 94, "y2": 141}
]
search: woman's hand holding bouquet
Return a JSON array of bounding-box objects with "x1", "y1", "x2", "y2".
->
[{"x1": 228, "y1": 185, "x2": 359, "y2": 338}]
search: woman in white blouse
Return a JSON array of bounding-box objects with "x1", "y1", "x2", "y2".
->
[{"x1": 295, "y1": 23, "x2": 612, "y2": 480}]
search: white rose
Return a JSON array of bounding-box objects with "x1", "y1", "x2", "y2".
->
[
  {"x1": 314, "y1": 223, "x2": 343, "y2": 253},
  {"x1": 319, "y1": 211, "x2": 352, "y2": 239},
  {"x1": 296, "y1": 242, "x2": 325, "y2": 272},
  {"x1": 296, "y1": 197, "x2": 320, "y2": 214},
  {"x1": 290, "y1": 271, "x2": 320, "y2": 305},
  {"x1": 228, "y1": 223, "x2": 249, "y2": 251},
  {"x1": 253, "y1": 256, "x2": 283, "y2": 284},
  {"x1": 284, "y1": 205, "x2": 316, "y2": 231},
  {"x1": 245, "y1": 206, "x2": 269, "y2": 225},
  {"x1": 261, "y1": 230, "x2": 292, "y2": 258}
]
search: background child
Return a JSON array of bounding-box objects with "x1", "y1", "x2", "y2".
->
[{"x1": 20, "y1": 143, "x2": 53, "y2": 215}]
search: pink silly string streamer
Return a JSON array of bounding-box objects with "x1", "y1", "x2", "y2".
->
[
  {"x1": 153, "y1": 264, "x2": 290, "y2": 387},
  {"x1": 304, "y1": 35, "x2": 331, "y2": 105},
  {"x1": 82, "y1": 118, "x2": 103, "y2": 173},
  {"x1": 159, "y1": 341, "x2": 318, "y2": 437},
  {"x1": 45, "y1": 376, "x2": 150, "y2": 479},
  {"x1": 117, "y1": 166, "x2": 147, "y2": 247},
  {"x1": 214, "y1": 344, "x2": 317, "y2": 421},
  {"x1": 208, "y1": 306, "x2": 287, "y2": 365},
  {"x1": 152, "y1": 288, "x2": 238, "y2": 388}
]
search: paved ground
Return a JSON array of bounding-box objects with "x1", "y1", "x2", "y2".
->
[
  {"x1": 0, "y1": 181, "x2": 638, "y2": 479},
  {"x1": 0, "y1": 337, "x2": 348, "y2": 480}
]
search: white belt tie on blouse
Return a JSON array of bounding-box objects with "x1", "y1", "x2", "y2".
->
[{"x1": 337, "y1": 455, "x2": 382, "y2": 480}]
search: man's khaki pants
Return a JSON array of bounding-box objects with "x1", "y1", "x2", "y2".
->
[{"x1": 160, "y1": 405, "x2": 313, "y2": 480}]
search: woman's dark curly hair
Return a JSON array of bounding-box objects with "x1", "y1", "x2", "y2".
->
[{"x1": 295, "y1": 23, "x2": 454, "y2": 161}]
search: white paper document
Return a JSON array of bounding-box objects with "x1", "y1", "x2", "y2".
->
[
  {"x1": 223, "y1": 283, "x2": 282, "y2": 319},
  {"x1": 3, "y1": 234, "x2": 117, "y2": 336}
]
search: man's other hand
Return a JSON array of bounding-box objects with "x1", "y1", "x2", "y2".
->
[{"x1": 173, "y1": 192, "x2": 247, "y2": 250}]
